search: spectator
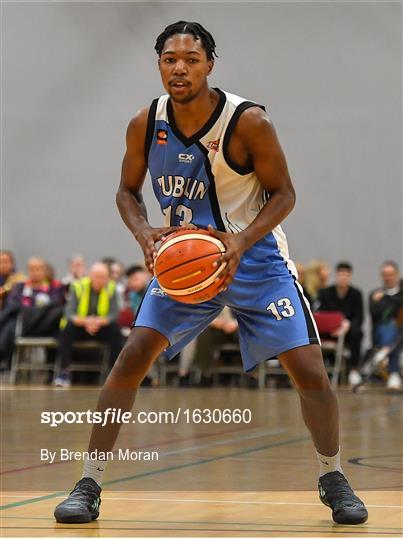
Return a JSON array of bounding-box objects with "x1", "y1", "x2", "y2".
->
[
  {"x1": 305, "y1": 260, "x2": 331, "y2": 302},
  {"x1": 0, "y1": 257, "x2": 65, "y2": 368},
  {"x1": 295, "y1": 262, "x2": 312, "y2": 305},
  {"x1": 0, "y1": 250, "x2": 25, "y2": 310},
  {"x1": 61, "y1": 255, "x2": 87, "y2": 288},
  {"x1": 117, "y1": 265, "x2": 151, "y2": 330},
  {"x1": 369, "y1": 261, "x2": 403, "y2": 390},
  {"x1": 125, "y1": 265, "x2": 150, "y2": 317},
  {"x1": 102, "y1": 257, "x2": 125, "y2": 308},
  {"x1": 316, "y1": 262, "x2": 364, "y2": 386},
  {"x1": 54, "y1": 263, "x2": 123, "y2": 388}
]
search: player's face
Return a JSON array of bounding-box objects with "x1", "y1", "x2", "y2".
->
[{"x1": 158, "y1": 34, "x2": 213, "y2": 104}]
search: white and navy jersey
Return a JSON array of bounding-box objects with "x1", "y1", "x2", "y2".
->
[{"x1": 145, "y1": 88, "x2": 296, "y2": 276}]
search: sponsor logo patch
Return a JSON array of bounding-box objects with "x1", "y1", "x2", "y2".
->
[
  {"x1": 157, "y1": 129, "x2": 168, "y2": 145},
  {"x1": 178, "y1": 153, "x2": 194, "y2": 163},
  {"x1": 207, "y1": 138, "x2": 220, "y2": 152},
  {"x1": 150, "y1": 287, "x2": 166, "y2": 297}
]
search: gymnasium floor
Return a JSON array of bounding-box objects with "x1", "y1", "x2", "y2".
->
[{"x1": 1, "y1": 385, "x2": 402, "y2": 537}]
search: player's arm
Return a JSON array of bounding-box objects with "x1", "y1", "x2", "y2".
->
[
  {"x1": 212, "y1": 107, "x2": 296, "y2": 289},
  {"x1": 116, "y1": 108, "x2": 150, "y2": 244},
  {"x1": 235, "y1": 107, "x2": 296, "y2": 249},
  {"x1": 116, "y1": 109, "x2": 180, "y2": 272}
]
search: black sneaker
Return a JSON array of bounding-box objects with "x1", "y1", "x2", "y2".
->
[
  {"x1": 54, "y1": 477, "x2": 101, "y2": 523},
  {"x1": 318, "y1": 471, "x2": 368, "y2": 524}
]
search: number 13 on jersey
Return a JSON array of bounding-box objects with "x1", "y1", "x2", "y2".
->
[{"x1": 266, "y1": 298, "x2": 296, "y2": 320}]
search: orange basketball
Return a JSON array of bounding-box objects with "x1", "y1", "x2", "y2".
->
[{"x1": 154, "y1": 229, "x2": 227, "y2": 304}]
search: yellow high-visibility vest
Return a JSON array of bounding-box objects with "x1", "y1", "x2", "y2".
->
[{"x1": 60, "y1": 277, "x2": 116, "y2": 329}]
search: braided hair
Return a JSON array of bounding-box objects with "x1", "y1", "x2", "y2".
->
[{"x1": 155, "y1": 21, "x2": 217, "y2": 61}]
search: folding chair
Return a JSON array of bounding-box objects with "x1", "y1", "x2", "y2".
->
[
  {"x1": 9, "y1": 313, "x2": 58, "y2": 384},
  {"x1": 53, "y1": 341, "x2": 110, "y2": 385},
  {"x1": 313, "y1": 311, "x2": 348, "y2": 388}
]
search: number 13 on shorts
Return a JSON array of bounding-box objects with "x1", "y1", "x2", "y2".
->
[{"x1": 266, "y1": 298, "x2": 296, "y2": 321}]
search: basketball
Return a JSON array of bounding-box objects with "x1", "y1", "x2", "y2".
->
[{"x1": 154, "y1": 229, "x2": 227, "y2": 304}]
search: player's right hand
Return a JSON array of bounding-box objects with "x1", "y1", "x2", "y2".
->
[{"x1": 137, "y1": 224, "x2": 196, "y2": 273}]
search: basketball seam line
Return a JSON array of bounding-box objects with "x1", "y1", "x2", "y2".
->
[{"x1": 156, "y1": 252, "x2": 223, "y2": 280}]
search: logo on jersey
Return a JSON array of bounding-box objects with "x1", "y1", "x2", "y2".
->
[
  {"x1": 150, "y1": 287, "x2": 166, "y2": 297},
  {"x1": 207, "y1": 138, "x2": 220, "y2": 152},
  {"x1": 157, "y1": 129, "x2": 168, "y2": 145},
  {"x1": 157, "y1": 175, "x2": 207, "y2": 200},
  {"x1": 178, "y1": 153, "x2": 194, "y2": 164}
]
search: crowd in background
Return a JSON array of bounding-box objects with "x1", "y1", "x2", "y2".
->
[{"x1": 0, "y1": 250, "x2": 402, "y2": 390}]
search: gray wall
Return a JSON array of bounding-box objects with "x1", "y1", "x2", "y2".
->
[{"x1": 2, "y1": 1, "x2": 402, "y2": 297}]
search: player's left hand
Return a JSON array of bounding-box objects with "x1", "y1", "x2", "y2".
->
[{"x1": 207, "y1": 225, "x2": 248, "y2": 292}]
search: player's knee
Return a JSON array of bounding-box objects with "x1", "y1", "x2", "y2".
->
[
  {"x1": 114, "y1": 339, "x2": 155, "y2": 378},
  {"x1": 294, "y1": 364, "x2": 331, "y2": 393}
]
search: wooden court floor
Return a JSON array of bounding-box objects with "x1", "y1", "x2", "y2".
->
[{"x1": 1, "y1": 385, "x2": 402, "y2": 537}]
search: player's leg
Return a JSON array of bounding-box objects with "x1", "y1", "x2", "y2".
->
[
  {"x1": 279, "y1": 344, "x2": 368, "y2": 524},
  {"x1": 54, "y1": 279, "x2": 222, "y2": 523},
  {"x1": 54, "y1": 326, "x2": 167, "y2": 523},
  {"x1": 230, "y1": 251, "x2": 368, "y2": 525},
  {"x1": 87, "y1": 326, "x2": 168, "y2": 452},
  {"x1": 278, "y1": 344, "x2": 338, "y2": 456}
]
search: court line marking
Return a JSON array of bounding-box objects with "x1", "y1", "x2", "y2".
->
[
  {"x1": 0, "y1": 434, "x2": 309, "y2": 510},
  {"x1": 2, "y1": 525, "x2": 400, "y2": 535},
  {"x1": 2, "y1": 493, "x2": 402, "y2": 510},
  {"x1": 75, "y1": 496, "x2": 403, "y2": 510},
  {"x1": 3, "y1": 514, "x2": 403, "y2": 531}
]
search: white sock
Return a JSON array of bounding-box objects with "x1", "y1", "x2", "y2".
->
[
  {"x1": 316, "y1": 447, "x2": 343, "y2": 478},
  {"x1": 82, "y1": 458, "x2": 108, "y2": 487}
]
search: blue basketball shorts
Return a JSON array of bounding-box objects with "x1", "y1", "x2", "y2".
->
[{"x1": 133, "y1": 242, "x2": 320, "y2": 372}]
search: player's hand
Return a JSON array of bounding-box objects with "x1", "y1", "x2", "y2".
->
[
  {"x1": 207, "y1": 225, "x2": 248, "y2": 292},
  {"x1": 137, "y1": 224, "x2": 196, "y2": 274}
]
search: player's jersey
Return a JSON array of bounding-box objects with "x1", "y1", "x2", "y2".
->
[{"x1": 145, "y1": 88, "x2": 296, "y2": 277}]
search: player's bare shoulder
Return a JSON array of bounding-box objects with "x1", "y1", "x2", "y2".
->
[
  {"x1": 126, "y1": 106, "x2": 150, "y2": 151},
  {"x1": 120, "y1": 106, "x2": 150, "y2": 192},
  {"x1": 234, "y1": 106, "x2": 276, "y2": 149},
  {"x1": 232, "y1": 105, "x2": 289, "y2": 174}
]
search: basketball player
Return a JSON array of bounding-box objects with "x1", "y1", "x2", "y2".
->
[{"x1": 54, "y1": 21, "x2": 368, "y2": 525}]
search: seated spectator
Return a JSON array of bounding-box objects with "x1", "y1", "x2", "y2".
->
[
  {"x1": 295, "y1": 262, "x2": 312, "y2": 305},
  {"x1": 61, "y1": 255, "x2": 87, "y2": 288},
  {"x1": 179, "y1": 307, "x2": 239, "y2": 385},
  {"x1": 102, "y1": 257, "x2": 126, "y2": 308},
  {"x1": 369, "y1": 261, "x2": 403, "y2": 390},
  {"x1": 0, "y1": 257, "x2": 65, "y2": 368},
  {"x1": 316, "y1": 262, "x2": 364, "y2": 386},
  {"x1": 125, "y1": 265, "x2": 151, "y2": 317},
  {"x1": 118, "y1": 265, "x2": 151, "y2": 330},
  {"x1": 54, "y1": 263, "x2": 123, "y2": 387},
  {"x1": 305, "y1": 260, "x2": 331, "y2": 302},
  {"x1": 0, "y1": 250, "x2": 25, "y2": 310}
]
